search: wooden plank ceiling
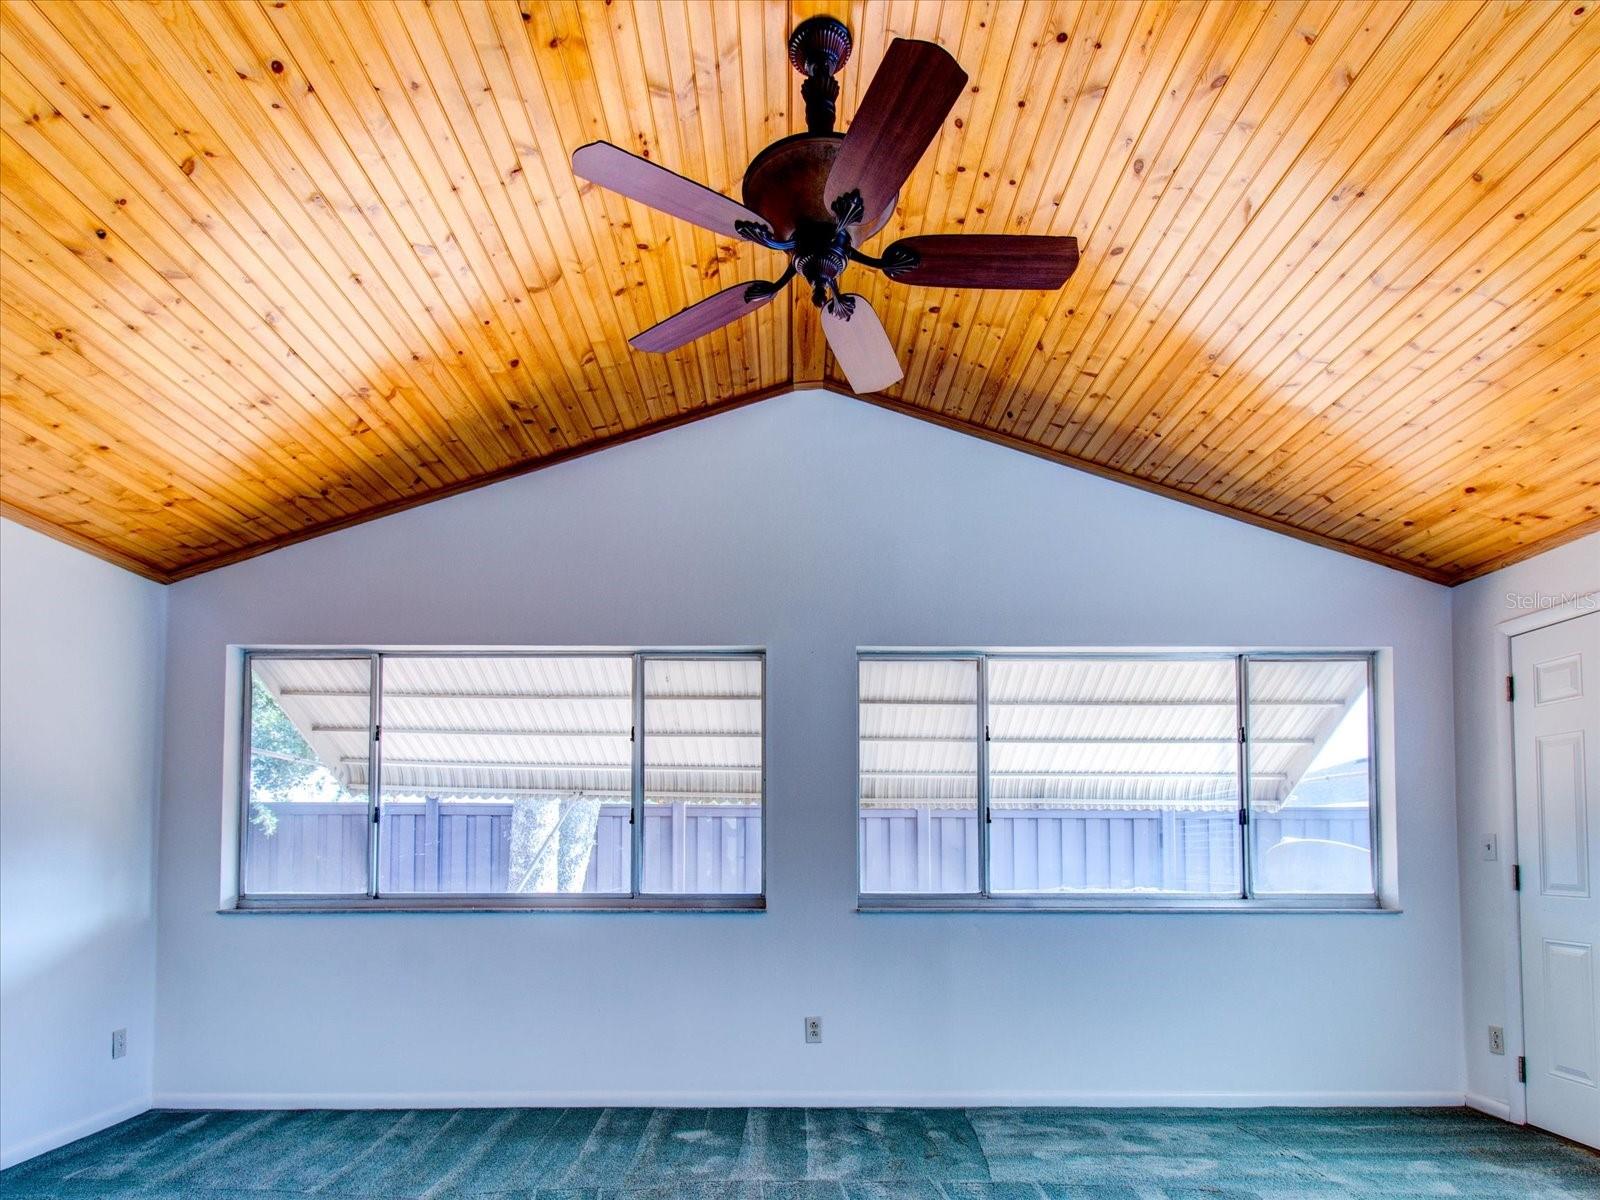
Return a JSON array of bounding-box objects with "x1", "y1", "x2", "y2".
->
[{"x1": 1, "y1": 0, "x2": 1596, "y2": 584}]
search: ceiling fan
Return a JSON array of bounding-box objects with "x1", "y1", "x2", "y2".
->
[{"x1": 571, "y1": 16, "x2": 1080, "y2": 394}]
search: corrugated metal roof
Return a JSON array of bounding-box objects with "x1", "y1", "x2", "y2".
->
[
  {"x1": 253, "y1": 654, "x2": 1365, "y2": 816},
  {"x1": 859, "y1": 657, "x2": 1366, "y2": 813},
  {"x1": 253, "y1": 655, "x2": 762, "y2": 804}
]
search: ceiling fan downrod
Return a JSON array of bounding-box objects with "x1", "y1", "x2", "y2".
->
[{"x1": 789, "y1": 15, "x2": 852, "y2": 135}]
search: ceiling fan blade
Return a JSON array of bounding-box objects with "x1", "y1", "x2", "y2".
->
[
  {"x1": 881, "y1": 234, "x2": 1079, "y2": 289},
  {"x1": 629, "y1": 280, "x2": 781, "y2": 353},
  {"x1": 820, "y1": 295, "x2": 904, "y2": 394},
  {"x1": 572, "y1": 141, "x2": 762, "y2": 240},
  {"x1": 825, "y1": 39, "x2": 968, "y2": 225}
]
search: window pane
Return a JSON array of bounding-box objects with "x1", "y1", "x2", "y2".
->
[
  {"x1": 985, "y1": 658, "x2": 1242, "y2": 896},
  {"x1": 858, "y1": 659, "x2": 980, "y2": 894},
  {"x1": 643, "y1": 657, "x2": 763, "y2": 895},
  {"x1": 375, "y1": 656, "x2": 633, "y2": 895},
  {"x1": 244, "y1": 657, "x2": 372, "y2": 896},
  {"x1": 1246, "y1": 658, "x2": 1374, "y2": 896}
]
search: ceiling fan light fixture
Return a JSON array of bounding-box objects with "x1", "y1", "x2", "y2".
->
[{"x1": 570, "y1": 16, "x2": 1080, "y2": 395}]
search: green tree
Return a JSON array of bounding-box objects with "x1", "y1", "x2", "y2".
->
[{"x1": 248, "y1": 677, "x2": 344, "y2": 833}]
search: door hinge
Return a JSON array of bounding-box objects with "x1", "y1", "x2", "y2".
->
[
  {"x1": 1517, "y1": 1055, "x2": 1526, "y2": 1083},
  {"x1": 1512, "y1": 864, "x2": 1521, "y2": 891},
  {"x1": 1506, "y1": 675, "x2": 1515, "y2": 702}
]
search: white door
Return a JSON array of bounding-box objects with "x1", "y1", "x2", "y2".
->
[{"x1": 1514, "y1": 609, "x2": 1600, "y2": 1147}]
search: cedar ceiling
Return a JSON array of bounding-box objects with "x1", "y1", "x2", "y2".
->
[{"x1": 0, "y1": 0, "x2": 1596, "y2": 585}]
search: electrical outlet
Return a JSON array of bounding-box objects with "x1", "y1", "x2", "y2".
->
[
  {"x1": 1481, "y1": 834, "x2": 1499, "y2": 862},
  {"x1": 804, "y1": 1016, "x2": 822, "y2": 1044},
  {"x1": 1489, "y1": 1026, "x2": 1505, "y2": 1056},
  {"x1": 111, "y1": 1028, "x2": 127, "y2": 1060}
]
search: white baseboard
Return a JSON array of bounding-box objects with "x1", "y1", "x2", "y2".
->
[
  {"x1": 1466, "y1": 1092, "x2": 1515, "y2": 1121},
  {"x1": 0, "y1": 1097, "x2": 151, "y2": 1170},
  {"x1": 152, "y1": 1088, "x2": 1466, "y2": 1111}
]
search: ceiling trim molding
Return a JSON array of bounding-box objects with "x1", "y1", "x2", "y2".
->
[
  {"x1": 5, "y1": 381, "x2": 1532, "y2": 588},
  {"x1": 16, "y1": 382, "x2": 1593, "y2": 588},
  {"x1": 0, "y1": 499, "x2": 171, "y2": 584},
  {"x1": 838, "y1": 386, "x2": 1457, "y2": 587}
]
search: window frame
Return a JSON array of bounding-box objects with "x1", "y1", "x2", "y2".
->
[
  {"x1": 233, "y1": 647, "x2": 766, "y2": 913},
  {"x1": 857, "y1": 649, "x2": 1385, "y2": 913}
]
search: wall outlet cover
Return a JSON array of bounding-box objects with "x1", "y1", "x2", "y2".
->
[
  {"x1": 111, "y1": 1028, "x2": 127, "y2": 1060},
  {"x1": 804, "y1": 1016, "x2": 822, "y2": 1044},
  {"x1": 1488, "y1": 1025, "x2": 1505, "y2": 1056}
]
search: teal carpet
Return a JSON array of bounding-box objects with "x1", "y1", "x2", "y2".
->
[{"x1": 2, "y1": 1107, "x2": 1595, "y2": 1199}]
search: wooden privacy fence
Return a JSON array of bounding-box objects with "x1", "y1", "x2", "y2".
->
[
  {"x1": 857, "y1": 805, "x2": 1369, "y2": 893},
  {"x1": 243, "y1": 799, "x2": 761, "y2": 895},
  {"x1": 244, "y1": 799, "x2": 1366, "y2": 895}
]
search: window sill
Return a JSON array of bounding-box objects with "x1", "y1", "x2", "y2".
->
[
  {"x1": 224, "y1": 895, "x2": 765, "y2": 914},
  {"x1": 858, "y1": 894, "x2": 1395, "y2": 914}
]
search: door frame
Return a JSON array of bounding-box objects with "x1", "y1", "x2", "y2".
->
[{"x1": 1498, "y1": 589, "x2": 1600, "y2": 1125}]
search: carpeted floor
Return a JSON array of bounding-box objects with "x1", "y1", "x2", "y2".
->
[{"x1": 2, "y1": 1106, "x2": 1595, "y2": 1199}]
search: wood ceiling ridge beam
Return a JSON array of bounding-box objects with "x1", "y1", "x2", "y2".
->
[
  {"x1": 1033, "y1": 0, "x2": 1395, "y2": 460},
  {"x1": 1104, "y1": 1, "x2": 1566, "y2": 478},
  {"x1": 1015, "y1": 0, "x2": 1325, "y2": 447},
  {"x1": 1157, "y1": 30, "x2": 1600, "y2": 501},
  {"x1": 78, "y1": 2, "x2": 501, "y2": 496},
  {"x1": 1258, "y1": 243, "x2": 1600, "y2": 530},
  {"x1": 218, "y1": 0, "x2": 554, "y2": 476},
  {"x1": 1078, "y1": 0, "x2": 1488, "y2": 472},
  {"x1": 256, "y1": 0, "x2": 582, "y2": 464},
  {"x1": 1000, "y1": 0, "x2": 1218, "y2": 442}
]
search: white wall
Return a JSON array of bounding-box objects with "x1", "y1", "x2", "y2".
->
[
  {"x1": 1452, "y1": 531, "x2": 1600, "y2": 1118},
  {"x1": 155, "y1": 390, "x2": 1465, "y2": 1106},
  {"x1": 1, "y1": 520, "x2": 166, "y2": 1166}
]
